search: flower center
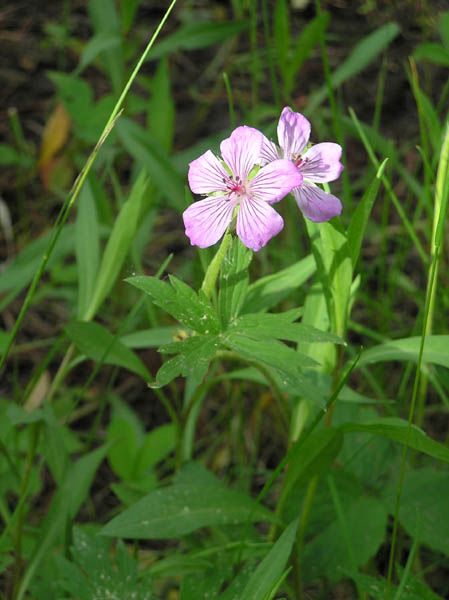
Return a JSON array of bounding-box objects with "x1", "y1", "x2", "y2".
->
[
  {"x1": 293, "y1": 155, "x2": 308, "y2": 168},
  {"x1": 223, "y1": 175, "x2": 246, "y2": 200}
]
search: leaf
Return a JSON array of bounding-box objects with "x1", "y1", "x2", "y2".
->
[
  {"x1": 385, "y1": 468, "x2": 449, "y2": 557},
  {"x1": 126, "y1": 275, "x2": 220, "y2": 335},
  {"x1": 285, "y1": 12, "x2": 330, "y2": 95},
  {"x1": 121, "y1": 326, "x2": 178, "y2": 348},
  {"x1": 352, "y1": 573, "x2": 443, "y2": 600},
  {"x1": 181, "y1": 569, "x2": 228, "y2": 599},
  {"x1": 149, "y1": 21, "x2": 249, "y2": 60},
  {"x1": 65, "y1": 320, "x2": 150, "y2": 380},
  {"x1": 230, "y1": 312, "x2": 344, "y2": 345},
  {"x1": 358, "y1": 335, "x2": 449, "y2": 368},
  {"x1": 218, "y1": 237, "x2": 252, "y2": 327},
  {"x1": 347, "y1": 167, "x2": 384, "y2": 268},
  {"x1": 274, "y1": 0, "x2": 290, "y2": 83},
  {"x1": 440, "y1": 11, "x2": 449, "y2": 49},
  {"x1": 101, "y1": 481, "x2": 274, "y2": 539},
  {"x1": 240, "y1": 518, "x2": 299, "y2": 600},
  {"x1": 116, "y1": 118, "x2": 184, "y2": 211},
  {"x1": 84, "y1": 170, "x2": 149, "y2": 320},
  {"x1": 340, "y1": 417, "x2": 449, "y2": 464},
  {"x1": 134, "y1": 423, "x2": 177, "y2": 477},
  {"x1": 308, "y1": 22, "x2": 401, "y2": 111},
  {"x1": 88, "y1": 0, "x2": 124, "y2": 91},
  {"x1": 120, "y1": 0, "x2": 141, "y2": 33},
  {"x1": 107, "y1": 417, "x2": 139, "y2": 480},
  {"x1": 55, "y1": 529, "x2": 152, "y2": 600},
  {"x1": 0, "y1": 144, "x2": 24, "y2": 166},
  {"x1": 0, "y1": 224, "x2": 75, "y2": 297},
  {"x1": 225, "y1": 332, "x2": 317, "y2": 371},
  {"x1": 414, "y1": 42, "x2": 449, "y2": 67},
  {"x1": 243, "y1": 254, "x2": 316, "y2": 313},
  {"x1": 76, "y1": 182, "x2": 100, "y2": 319},
  {"x1": 147, "y1": 58, "x2": 175, "y2": 152},
  {"x1": 38, "y1": 103, "x2": 71, "y2": 169},
  {"x1": 155, "y1": 334, "x2": 220, "y2": 387},
  {"x1": 302, "y1": 495, "x2": 387, "y2": 583},
  {"x1": 223, "y1": 332, "x2": 324, "y2": 403},
  {"x1": 48, "y1": 72, "x2": 93, "y2": 129},
  {"x1": 77, "y1": 33, "x2": 121, "y2": 73},
  {"x1": 282, "y1": 428, "x2": 343, "y2": 505},
  {"x1": 307, "y1": 218, "x2": 352, "y2": 338},
  {"x1": 19, "y1": 446, "x2": 109, "y2": 594}
]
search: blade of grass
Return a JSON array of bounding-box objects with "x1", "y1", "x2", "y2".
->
[
  {"x1": 349, "y1": 107, "x2": 428, "y2": 265},
  {"x1": 386, "y1": 120, "x2": 449, "y2": 590}
]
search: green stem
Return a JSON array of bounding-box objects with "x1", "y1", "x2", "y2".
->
[
  {"x1": 12, "y1": 424, "x2": 40, "y2": 600},
  {"x1": 386, "y1": 119, "x2": 449, "y2": 588},
  {"x1": 200, "y1": 231, "x2": 233, "y2": 300}
]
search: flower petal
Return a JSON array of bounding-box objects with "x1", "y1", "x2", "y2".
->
[
  {"x1": 188, "y1": 150, "x2": 229, "y2": 194},
  {"x1": 293, "y1": 183, "x2": 342, "y2": 222},
  {"x1": 277, "y1": 107, "x2": 311, "y2": 159},
  {"x1": 220, "y1": 126, "x2": 262, "y2": 181},
  {"x1": 260, "y1": 134, "x2": 281, "y2": 164},
  {"x1": 183, "y1": 196, "x2": 235, "y2": 248},
  {"x1": 250, "y1": 159, "x2": 303, "y2": 204},
  {"x1": 300, "y1": 142, "x2": 343, "y2": 182},
  {"x1": 236, "y1": 197, "x2": 284, "y2": 251}
]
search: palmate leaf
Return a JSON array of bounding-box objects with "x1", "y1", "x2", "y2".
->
[
  {"x1": 180, "y1": 561, "x2": 236, "y2": 600},
  {"x1": 351, "y1": 573, "x2": 444, "y2": 600},
  {"x1": 126, "y1": 275, "x2": 220, "y2": 335},
  {"x1": 225, "y1": 332, "x2": 317, "y2": 370},
  {"x1": 55, "y1": 529, "x2": 152, "y2": 600},
  {"x1": 224, "y1": 331, "x2": 326, "y2": 404},
  {"x1": 230, "y1": 312, "x2": 344, "y2": 345},
  {"x1": 154, "y1": 334, "x2": 220, "y2": 387}
]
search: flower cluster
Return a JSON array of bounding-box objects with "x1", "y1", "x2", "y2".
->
[{"x1": 183, "y1": 107, "x2": 343, "y2": 252}]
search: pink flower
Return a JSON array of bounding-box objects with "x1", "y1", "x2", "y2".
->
[
  {"x1": 261, "y1": 107, "x2": 344, "y2": 222},
  {"x1": 183, "y1": 126, "x2": 303, "y2": 252}
]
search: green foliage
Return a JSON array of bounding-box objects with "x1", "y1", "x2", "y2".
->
[
  {"x1": 218, "y1": 236, "x2": 252, "y2": 326},
  {"x1": 240, "y1": 518, "x2": 298, "y2": 599},
  {"x1": 101, "y1": 462, "x2": 275, "y2": 539},
  {"x1": 386, "y1": 468, "x2": 449, "y2": 557},
  {"x1": 359, "y1": 335, "x2": 449, "y2": 368},
  {"x1": 84, "y1": 170, "x2": 150, "y2": 320},
  {"x1": 54, "y1": 529, "x2": 152, "y2": 599},
  {"x1": 149, "y1": 20, "x2": 249, "y2": 60},
  {"x1": 3, "y1": 2, "x2": 449, "y2": 598},
  {"x1": 308, "y1": 21, "x2": 401, "y2": 111},
  {"x1": 302, "y1": 494, "x2": 387, "y2": 583},
  {"x1": 65, "y1": 320, "x2": 150, "y2": 379}
]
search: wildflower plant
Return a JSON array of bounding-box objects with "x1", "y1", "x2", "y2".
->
[{"x1": 3, "y1": 4, "x2": 449, "y2": 600}]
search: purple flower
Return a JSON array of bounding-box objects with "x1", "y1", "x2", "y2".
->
[
  {"x1": 183, "y1": 126, "x2": 303, "y2": 251},
  {"x1": 261, "y1": 107, "x2": 344, "y2": 222}
]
